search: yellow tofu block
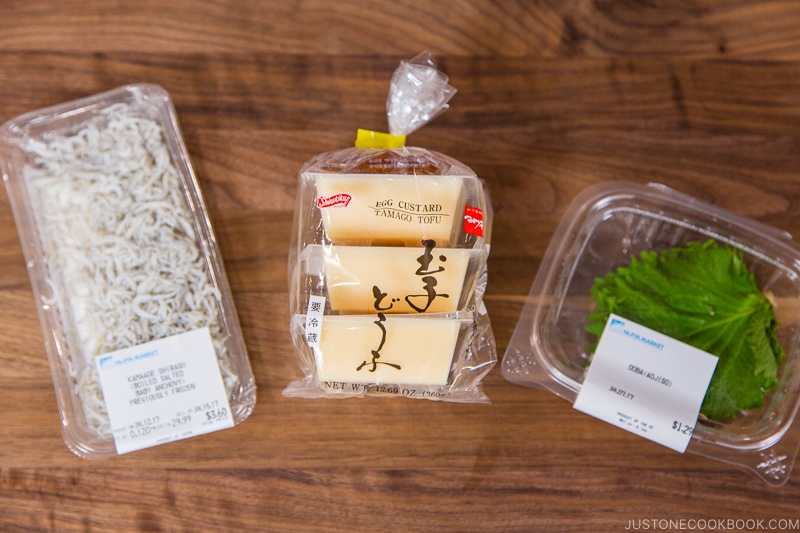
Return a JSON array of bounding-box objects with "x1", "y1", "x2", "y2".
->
[
  {"x1": 320, "y1": 245, "x2": 475, "y2": 314},
  {"x1": 315, "y1": 315, "x2": 462, "y2": 386},
  {"x1": 312, "y1": 173, "x2": 465, "y2": 246}
]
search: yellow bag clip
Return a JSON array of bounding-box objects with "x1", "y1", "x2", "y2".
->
[{"x1": 354, "y1": 129, "x2": 406, "y2": 149}]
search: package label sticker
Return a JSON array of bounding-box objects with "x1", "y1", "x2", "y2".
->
[
  {"x1": 317, "y1": 193, "x2": 352, "y2": 209},
  {"x1": 305, "y1": 295, "x2": 326, "y2": 347},
  {"x1": 463, "y1": 206, "x2": 484, "y2": 237},
  {"x1": 95, "y1": 327, "x2": 234, "y2": 455},
  {"x1": 573, "y1": 314, "x2": 719, "y2": 453}
]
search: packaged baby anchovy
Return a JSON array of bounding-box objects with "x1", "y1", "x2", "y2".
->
[
  {"x1": 0, "y1": 84, "x2": 256, "y2": 458},
  {"x1": 285, "y1": 53, "x2": 496, "y2": 402}
]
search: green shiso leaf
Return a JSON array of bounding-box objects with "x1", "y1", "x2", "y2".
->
[{"x1": 587, "y1": 240, "x2": 784, "y2": 421}]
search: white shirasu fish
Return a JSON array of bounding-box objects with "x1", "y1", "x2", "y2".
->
[{"x1": 23, "y1": 103, "x2": 237, "y2": 439}]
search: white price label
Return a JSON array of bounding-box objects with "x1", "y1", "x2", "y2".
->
[
  {"x1": 573, "y1": 314, "x2": 718, "y2": 453},
  {"x1": 95, "y1": 327, "x2": 234, "y2": 455}
]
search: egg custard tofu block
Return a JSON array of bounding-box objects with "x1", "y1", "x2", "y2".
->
[
  {"x1": 312, "y1": 172, "x2": 468, "y2": 247},
  {"x1": 314, "y1": 315, "x2": 467, "y2": 386},
  {"x1": 311, "y1": 244, "x2": 481, "y2": 314}
]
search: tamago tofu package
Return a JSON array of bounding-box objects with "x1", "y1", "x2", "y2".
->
[{"x1": 285, "y1": 53, "x2": 496, "y2": 402}]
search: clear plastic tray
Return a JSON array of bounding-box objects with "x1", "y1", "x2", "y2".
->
[
  {"x1": 0, "y1": 84, "x2": 256, "y2": 458},
  {"x1": 502, "y1": 181, "x2": 800, "y2": 486}
]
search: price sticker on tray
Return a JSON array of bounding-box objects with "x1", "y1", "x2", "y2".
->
[
  {"x1": 95, "y1": 327, "x2": 234, "y2": 455},
  {"x1": 573, "y1": 314, "x2": 719, "y2": 453}
]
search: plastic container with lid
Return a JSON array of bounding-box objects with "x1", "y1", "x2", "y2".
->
[
  {"x1": 0, "y1": 84, "x2": 256, "y2": 458},
  {"x1": 502, "y1": 181, "x2": 800, "y2": 486}
]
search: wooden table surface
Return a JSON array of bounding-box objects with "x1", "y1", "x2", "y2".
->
[{"x1": 2, "y1": 1, "x2": 800, "y2": 531}]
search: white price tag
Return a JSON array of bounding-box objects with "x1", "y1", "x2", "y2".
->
[
  {"x1": 573, "y1": 314, "x2": 718, "y2": 453},
  {"x1": 95, "y1": 327, "x2": 234, "y2": 455}
]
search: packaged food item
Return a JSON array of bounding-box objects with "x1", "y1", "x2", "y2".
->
[
  {"x1": 502, "y1": 181, "x2": 800, "y2": 486},
  {"x1": 286, "y1": 53, "x2": 496, "y2": 402},
  {"x1": 0, "y1": 84, "x2": 256, "y2": 458}
]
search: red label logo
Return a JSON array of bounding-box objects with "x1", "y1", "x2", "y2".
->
[
  {"x1": 317, "y1": 193, "x2": 352, "y2": 209},
  {"x1": 464, "y1": 206, "x2": 484, "y2": 237}
]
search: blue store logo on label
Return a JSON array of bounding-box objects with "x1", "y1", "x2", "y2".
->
[
  {"x1": 607, "y1": 316, "x2": 664, "y2": 351},
  {"x1": 608, "y1": 317, "x2": 625, "y2": 333}
]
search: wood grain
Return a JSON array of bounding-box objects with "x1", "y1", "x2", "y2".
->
[
  {"x1": 4, "y1": 1, "x2": 800, "y2": 59},
  {"x1": 1, "y1": 1, "x2": 800, "y2": 531}
]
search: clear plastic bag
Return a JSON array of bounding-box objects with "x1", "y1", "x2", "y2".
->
[{"x1": 285, "y1": 53, "x2": 496, "y2": 403}]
